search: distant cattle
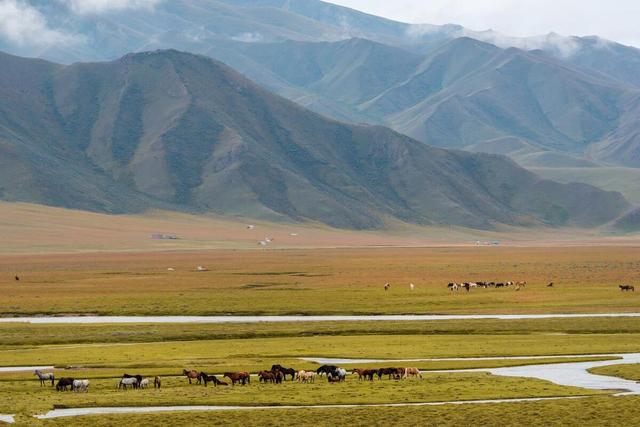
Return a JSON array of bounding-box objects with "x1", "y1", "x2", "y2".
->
[{"x1": 620, "y1": 285, "x2": 635, "y2": 292}]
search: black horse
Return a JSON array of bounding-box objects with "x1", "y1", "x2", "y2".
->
[
  {"x1": 122, "y1": 373, "x2": 143, "y2": 389},
  {"x1": 199, "y1": 372, "x2": 228, "y2": 387},
  {"x1": 316, "y1": 365, "x2": 338, "y2": 377},
  {"x1": 271, "y1": 365, "x2": 296, "y2": 381},
  {"x1": 377, "y1": 367, "x2": 402, "y2": 380},
  {"x1": 56, "y1": 377, "x2": 75, "y2": 391}
]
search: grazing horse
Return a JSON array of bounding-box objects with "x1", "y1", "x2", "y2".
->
[
  {"x1": 271, "y1": 365, "x2": 296, "y2": 381},
  {"x1": 447, "y1": 283, "x2": 459, "y2": 292},
  {"x1": 384, "y1": 283, "x2": 390, "y2": 291},
  {"x1": 34, "y1": 370, "x2": 55, "y2": 387},
  {"x1": 139, "y1": 379, "x2": 150, "y2": 389},
  {"x1": 258, "y1": 371, "x2": 277, "y2": 383},
  {"x1": 118, "y1": 377, "x2": 138, "y2": 390},
  {"x1": 56, "y1": 378, "x2": 75, "y2": 392},
  {"x1": 298, "y1": 371, "x2": 316, "y2": 383},
  {"x1": 327, "y1": 368, "x2": 347, "y2": 382},
  {"x1": 377, "y1": 368, "x2": 403, "y2": 380},
  {"x1": 352, "y1": 368, "x2": 375, "y2": 381},
  {"x1": 154, "y1": 376, "x2": 162, "y2": 389},
  {"x1": 402, "y1": 367, "x2": 422, "y2": 379},
  {"x1": 224, "y1": 372, "x2": 250, "y2": 386},
  {"x1": 316, "y1": 365, "x2": 338, "y2": 377},
  {"x1": 183, "y1": 369, "x2": 200, "y2": 384},
  {"x1": 516, "y1": 281, "x2": 527, "y2": 288},
  {"x1": 72, "y1": 379, "x2": 90, "y2": 392},
  {"x1": 201, "y1": 373, "x2": 227, "y2": 387},
  {"x1": 495, "y1": 283, "x2": 505, "y2": 288},
  {"x1": 123, "y1": 374, "x2": 143, "y2": 388},
  {"x1": 620, "y1": 285, "x2": 635, "y2": 292}
]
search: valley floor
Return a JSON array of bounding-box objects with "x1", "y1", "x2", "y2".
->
[{"x1": 1, "y1": 234, "x2": 640, "y2": 425}]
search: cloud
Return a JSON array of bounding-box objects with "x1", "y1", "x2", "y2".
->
[
  {"x1": 0, "y1": 0, "x2": 79, "y2": 46},
  {"x1": 460, "y1": 29, "x2": 581, "y2": 58},
  {"x1": 231, "y1": 32, "x2": 264, "y2": 43},
  {"x1": 62, "y1": 0, "x2": 162, "y2": 15}
]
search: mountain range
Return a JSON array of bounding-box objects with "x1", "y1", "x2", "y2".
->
[
  {"x1": 0, "y1": 49, "x2": 629, "y2": 229},
  {"x1": 1, "y1": 0, "x2": 638, "y2": 230}
]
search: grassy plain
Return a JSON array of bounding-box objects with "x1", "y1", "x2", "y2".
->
[
  {"x1": 33, "y1": 396, "x2": 640, "y2": 427},
  {"x1": 590, "y1": 363, "x2": 640, "y2": 381},
  {"x1": 1, "y1": 246, "x2": 640, "y2": 316}
]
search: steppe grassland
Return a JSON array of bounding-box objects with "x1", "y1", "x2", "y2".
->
[{"x1": 0, "y1": 246, "x2": 639, "y2": 315}]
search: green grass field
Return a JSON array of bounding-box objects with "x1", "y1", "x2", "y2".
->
[
  {"x1": 32, "y1": 396, "x2": 640, "y2": 427},
  {"x1": 1, "y1": 246, "x2": 640, "y2": 425}
]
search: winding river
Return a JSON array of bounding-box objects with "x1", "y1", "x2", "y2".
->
[
  {"x1": 1, "y1": 313, "x2": 640, "y2": 324},
  {"x1": 2, "y1": 352, "x2": 635, "y2": 421}
]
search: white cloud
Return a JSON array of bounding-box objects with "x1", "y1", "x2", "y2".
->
[
  {"x1": 63, "y1": 0, "x2": 162, "y2": 15},
  {"x1": 0, "y1": 0, "x2": 78, "y2": 46},
  {"x1": 327, "y1": 0, "x2": 640, "y2": 48},
  {"x1": 231, "y1": 32, "x2": 264, "y2": 43}
]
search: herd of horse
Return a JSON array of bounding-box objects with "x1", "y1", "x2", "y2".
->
[
  {"x1": 447, "y1": 281, "x2": 527, "y2": 292},
  {"x1": 447, "y1": 281, "x2": 636, "y2": 292},
  {"x1": 36, "y1": 363, "x2": 424, "y2": 394},
  {"x1": 182, "y1": 364, "x2": 423, "y2": 386}
]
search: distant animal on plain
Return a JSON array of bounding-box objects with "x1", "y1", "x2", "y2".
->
[
  {"x1": 316, "y1": 365, "x2": 338, "y2": 377},
  {"x1": 384, "y1": 283, "x2": 390, "y2": 291},
  {"x1": 14, "y1": 276, "x2": 19, "y2": 281},
  {"x1": 377, "y1": 367, "x2": 403, "y2": 380},
  {"x1": 56, "y1": 377, "x2": 75, "y2": 392},
  {"x1": 352, "y1": 368, "x2": 376, "y2": 381},
  {"x1": 327, "y1": 368, "x2": 347, "y2": 382},
  {"x1": 118, "y1": 377, "x2": 138, "y2": 390},
  {"x1": 34, "y1": 370, "x2": 54, "y2": 387},
  {"x1": 139, "y1": 378, "x2": 149, "y2": 389},
  {"x1": 620, "y1": 285, "x2": 635, "y2": 292},
  {"x1": 447, "y1": 283, "x2": 458, "y2": 291},
  {"x1": 200, "y1": 373, "x2": 226, "y2": 387},
  {"x1": 403, "y1": 367, "x2": 422, "y2": 379},
  {"x1": 301, "y1": 371, "x2": 316, "y2": 383},
  {"x1": 167, "y1": 268, "x2": 175, "y2": 272},
  {"x1": 547, "y1": 282, "x2": 554, "y2": 288},
  {"x1": 122, "y1": 374, "x2": 143, "y2": 388},
  {"x1": 247, "y1": 225, "x2": 255, "y2": 230},
  {"x1": 196, "y1": 266, "x2": 209, "y2": 272},
  {"x1": 271, "y1": 365, "x2": 296, "y2": 381},
  {"x1": 224, "y1": 372, "x2": 250, "y2": 386},
  {"x1": 72, "y1": 379, "x2": 90, "y2": 392},
  {"x1": 154, "y1": 376, "x2": 161, "y2": 389},
  {"x1": 183, "y1": 369, "x2": 200, "y2": 384},
  {"x1": 410, "y1": 283, "x2": 415, "y2": 291}
]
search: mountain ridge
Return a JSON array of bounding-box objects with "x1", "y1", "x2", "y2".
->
[{"x1": 0, "y1": 49, "x2": 630, "y2": 229}]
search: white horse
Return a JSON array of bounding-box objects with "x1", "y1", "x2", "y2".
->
[
  {"x1": 299, "y1": 371, "x2": 316, "y2": 383},
  {"x1": 118, "y1": 377, "x2": 138, "y2": 390},
  {"x1": 139, "y1": 378, "x2": 150, "y2": 389},
  {"x1": 73, "y1": 379, "x2": 90, "y2": 392},
  {"x1": 34, "y1": 370, "x2": 55, "y2": 387}
]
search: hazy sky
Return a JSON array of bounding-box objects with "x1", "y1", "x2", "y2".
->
[{"x1": 328, "y1": 0, "x2": 640, "y2": 47}]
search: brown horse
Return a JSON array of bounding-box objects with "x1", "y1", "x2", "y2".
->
[
  {"x1": 183, "y1": 369, "x2": 200, "y2": 384},
  {"x1": 352, "y1": 368, "x2": 376, "y2": 381},
  {"x1": 224, "y1": 372, "x2": 250, "y2": 386},
  {"x1": 377, "y1": 367, "x2": 403, "y2": 380},
  {"x1": 154, "y1": 376, "x2": 161, "y2": 389},
  {"x1": 620, "y1": 285, "x2": 635, "y2": 292},
  {"x1": 258, "y1": 371, "x2": 277, "y2": 383}
]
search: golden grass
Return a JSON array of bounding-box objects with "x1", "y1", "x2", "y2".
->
[{"x1": 1, "y1": 246, "x2": 639, "y2": 315}]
